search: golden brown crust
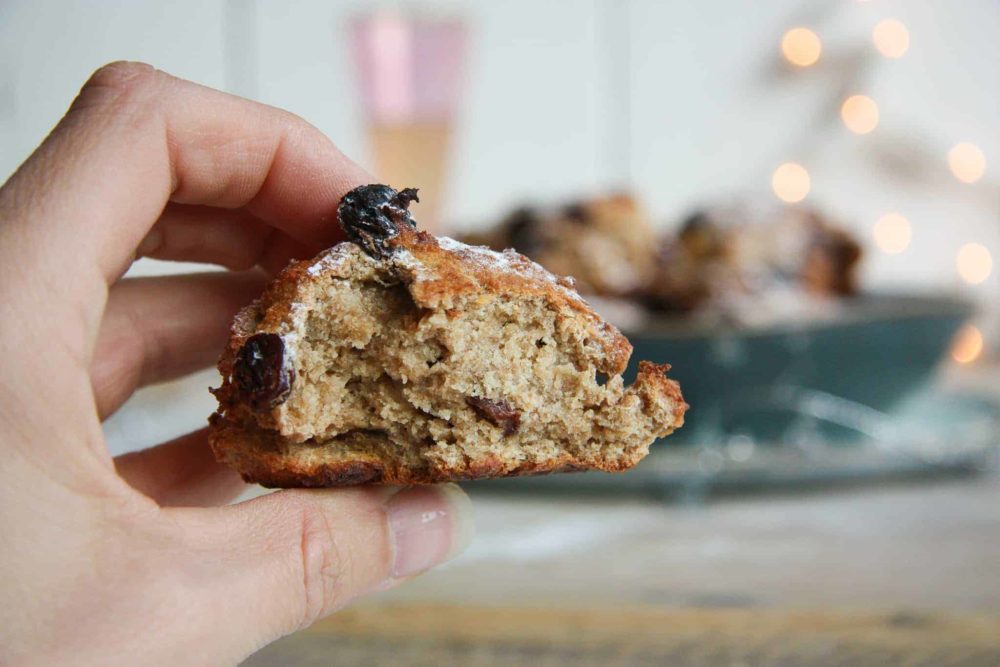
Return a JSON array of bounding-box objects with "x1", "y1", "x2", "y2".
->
[
  {"x1": 634, "y1": 360, "x2": 689, "y2": 428},
  {"x1": 209, "y1": 414, "x2": 629, "y2": 488}
]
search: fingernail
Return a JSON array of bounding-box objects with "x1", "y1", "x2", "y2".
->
[
  {"x1": 136, "y1": 227, "x2": 163, "y2": 257},
  {"x1": 386, "y1": 483, "x2": 475, "y2": 579}
]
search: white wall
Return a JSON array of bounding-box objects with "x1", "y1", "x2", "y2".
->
[
  {"x1": 0, "y1": 0, "x2": 996, "y2": 454},
  {"x1": 0, "y1": 1, "x2": 228, "y2": 171}
]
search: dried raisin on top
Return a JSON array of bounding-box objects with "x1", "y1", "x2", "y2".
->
[{"x1": 337, "y1": 184, "x2": 419, "y2": 259}]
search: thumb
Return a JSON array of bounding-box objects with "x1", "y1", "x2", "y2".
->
[{"x1": 175, "y1": 484, "x2": 474, "y2": 662}]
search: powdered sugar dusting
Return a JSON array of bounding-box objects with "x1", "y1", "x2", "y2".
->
[
  {"x1": 305, "y1": 243, "x2": 356, "y2": 276},
  {"x1": 389, "y1": 245, "x2": 426, "y2": 280},
  {"x1": 435, "y1": 236, "x2": 587, "y2": 305},
  {"x1": 438, "y1": 236, "x2": 519, "y2": 271},
  {"x1": 277, "y1": 301, "x2": 308, "y2": 378},
  {"x1": 306, "y1": 238, "x2": 584, "y2": 307}
]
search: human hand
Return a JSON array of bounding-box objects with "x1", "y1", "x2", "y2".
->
[{"x1": 0, "y1": 62, "x2": 473, "y2": 666}]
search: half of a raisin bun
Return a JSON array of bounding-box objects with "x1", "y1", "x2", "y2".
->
[{"x1": 209, "y1": 184, "x2": 686, "y2": 487}]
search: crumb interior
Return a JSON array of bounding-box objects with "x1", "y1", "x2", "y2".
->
[{"x1": 270, "y1": 275, "x2": 665, "y2": 475}]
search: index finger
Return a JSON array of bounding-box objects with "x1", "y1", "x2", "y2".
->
[{"x1": 0, "y1": 61, "x2": 369, "y2": 337}]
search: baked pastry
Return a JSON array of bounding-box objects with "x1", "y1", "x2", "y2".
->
[
  {"x1": 799, "y1": 223, "x2": 862, "y2": 296},
  {"x1": 642, "y1": 211, "x2": 736, "y2": 314},
  {"x1": 643, "y1": 204, "x2": 863, "y2": 315},
  {"x1": 209, "y1": 184, "x2": 686, "y2": 487}
]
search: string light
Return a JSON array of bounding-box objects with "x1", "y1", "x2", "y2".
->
[
  {"x1": 781, "y1": 28, "x2": 822, "y2": 67},
  {"x1": 771, "y1": 163, "x2": 810, "y2": 203},
  {"x1": 956, "y1": 243, "x2": 992, "y2": 285},
  {"x1": 840, "y1": 95, "x2": 879, "y2": 134},
  {"x1": 948, "y1": 143, "x2": 987, "y2": 184},
  {"x1": 872, "y1": 19, "x2": 909, "y2": 58},
  {"x1": 873, "y1": 213, "x2": 911, "y2": 254},
  {"x1": 951, "y1": 325, "x2": 983, "y2": 364}
]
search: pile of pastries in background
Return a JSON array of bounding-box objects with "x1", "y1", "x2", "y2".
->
[{"x1": 461, "y1": 194, "x2": 863, "y2": 330}]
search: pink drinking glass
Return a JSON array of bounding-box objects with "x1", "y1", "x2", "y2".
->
[{"x1": 350, "y1": 11, "x2": 468, "y2": 231}]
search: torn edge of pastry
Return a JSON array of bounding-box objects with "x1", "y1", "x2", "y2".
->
[{"x1": 208, "y1": 183, "x2": 686, "y2": 487}]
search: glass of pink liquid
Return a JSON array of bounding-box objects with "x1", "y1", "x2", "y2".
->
[{"x1": 351, "y1": 11, "x2": 467, "y2": 232}]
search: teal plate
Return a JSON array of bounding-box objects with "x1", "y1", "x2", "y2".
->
[{"x1": 624, "y1": 293, "x2": 974, "y2": 443}]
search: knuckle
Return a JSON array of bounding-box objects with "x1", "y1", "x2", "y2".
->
[
  {"x1": 73, "y1": 61, "x2": 159, "y2": 115},
  {"x1": 293, "y1": 496, "x2": 349, "y2": 629}
]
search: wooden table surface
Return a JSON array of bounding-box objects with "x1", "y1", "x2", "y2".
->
[
  {"x1": 248, "y1": 605, "x2": 1000, "y2": 666},
  {"x1": 246, "y1": 469, "x2": 1000, "y2": 665}
]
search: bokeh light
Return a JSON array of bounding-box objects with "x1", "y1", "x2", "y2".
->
[
  {"x1": 951, "y1": 325, "x2": 983, "y2": 365},
  {"x1": 872, "y1": 19, "x2": 909, "y2": 58},
  {"x1": 956, "y1": 243, "x2": 992, "y2": 285},
  {"x1": 771, "y1": 163, "x2": 811, "y2": 203},
  {"x1": 948, "y1": 143, "x2": 987, "y2": 184},
  {"x1": 781, "y1": 28, "x2": 822, "y2": 67},
  {"x1": 840, "y1": 95, "x2": 879, "y2": 134},
  {"x1": 873, "y1": 213, "x2": 911, "y2": 254}
]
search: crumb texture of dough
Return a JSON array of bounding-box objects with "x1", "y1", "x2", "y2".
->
[{"x1": 210, "y1": 189, "x2": 685, "y2": 487}]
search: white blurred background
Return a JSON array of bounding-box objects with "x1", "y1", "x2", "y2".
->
[{"x1": 0, "y1": 0, "x2": 996, "y2": 455}]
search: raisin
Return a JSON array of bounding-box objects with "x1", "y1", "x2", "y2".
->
[
  {"x1": 337, "y1": 184, "x2": 419, "y2": 259},
  {"x1": 466, "y1": 396, "x2": 521, "y2": 436},
  {"x1": 232, "y1": 333, "x2": 294, "y2": 412}
]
